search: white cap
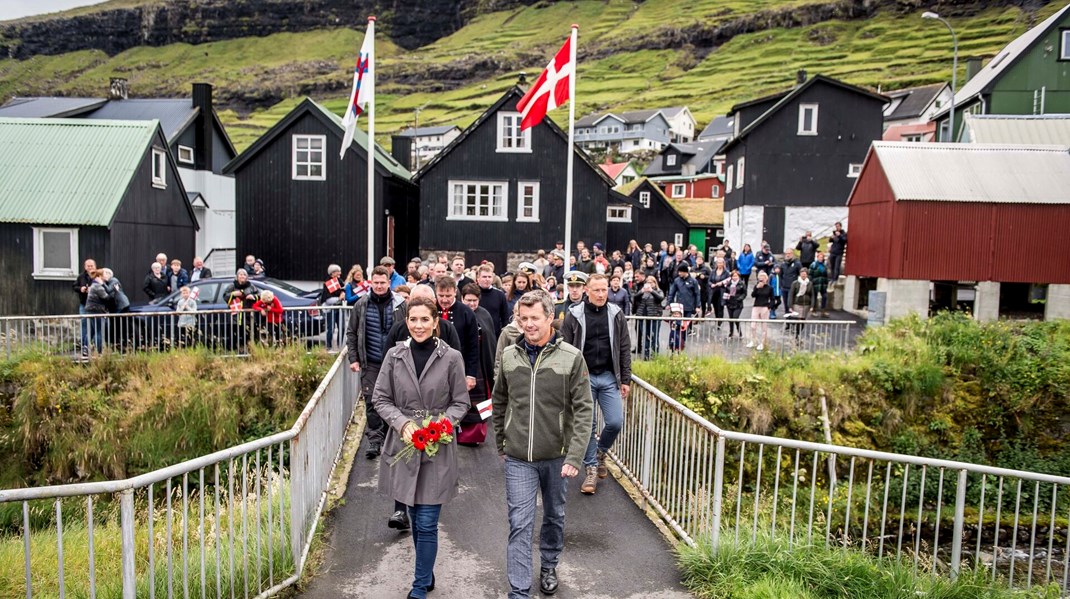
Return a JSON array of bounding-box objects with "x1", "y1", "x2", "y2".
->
[{"x1": 669, "y1": 302, "x2": 683, "y2": 313}]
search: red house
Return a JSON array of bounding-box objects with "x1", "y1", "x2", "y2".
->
[{"x1": 845, "y1": 142, "x2": 1070, "y2": 322}]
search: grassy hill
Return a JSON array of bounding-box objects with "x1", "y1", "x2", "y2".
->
[{"x1": 1, "y1": 0, "x2": 1064, "y2": 151}]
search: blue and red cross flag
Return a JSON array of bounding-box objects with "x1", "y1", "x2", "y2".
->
[{"x1": 340, "y1": 20, "x2": 374, "y2": 159}]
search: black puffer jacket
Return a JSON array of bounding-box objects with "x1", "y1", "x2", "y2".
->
[{"x1": 631, "y1": 286, "x2": 665, "y2": 317}]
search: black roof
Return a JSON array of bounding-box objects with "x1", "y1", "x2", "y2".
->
[{"x1": 884, "y1": 83, "x2": 947, "y2": 121}]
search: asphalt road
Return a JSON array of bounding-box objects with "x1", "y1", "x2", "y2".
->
[{"x1": 299, "y1": 430, "x2": 691, "y2": 599}]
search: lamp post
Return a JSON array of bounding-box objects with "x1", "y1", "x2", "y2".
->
[{"x1": 923, "y1": 11, "x2": 957, "y2": 142}]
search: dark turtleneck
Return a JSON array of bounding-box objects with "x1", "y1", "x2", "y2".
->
[
  {"x1": 583, "y1": 300, "x2": 611, "y2": 375},
  {"x1": 411, "y1": 336, "x2": 436, "y2": 378}
]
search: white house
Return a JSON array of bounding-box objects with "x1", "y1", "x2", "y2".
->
[
  {"x1": 394, "y1": 125, "x2": 461, "y2": 169},
  {"x1": 660, "y1": 106, "x2": 698, "y2": 143}
]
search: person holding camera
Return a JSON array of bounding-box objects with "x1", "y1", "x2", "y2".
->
[{"x1": 631, "y1": 273, "x2": 664, "y2": 360}]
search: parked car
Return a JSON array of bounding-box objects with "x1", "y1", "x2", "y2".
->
[{"x1": 126, "y1": 277, "x2": 327, "y2": 349}]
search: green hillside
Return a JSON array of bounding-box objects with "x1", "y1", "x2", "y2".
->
[{"x1": 1, "y1": 0, "x2": 1063, "y2": 151}]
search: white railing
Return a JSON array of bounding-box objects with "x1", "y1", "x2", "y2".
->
[
  {"x1": 626, "y1": 315, "x2": 853, "y2": 360},
  {"x1": 612, "y1": 376, "x2": 1070, "y2": 594},
  {"x1": 0, "y1": 351, "x2": 357, "y2": 598},
  {"x1": 0, "y1": 305, "x2": 352, "y2": 359}
]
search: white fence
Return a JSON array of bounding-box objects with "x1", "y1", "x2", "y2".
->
[
  {"x1": 0, "y1": 351, "x2": 357, "y2": 598},
  {"x1": 626, "y1": 315, "x2": 853, "y2": 360}
]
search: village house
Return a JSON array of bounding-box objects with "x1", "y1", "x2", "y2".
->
[
  {"x1": 881, "y1": 82, "x2": 951, "y2": 143},
  {"x1": 961, "y1": 113, "x2": 1070, "y2": 145},
  {"x1": 598, "y1": 158, "x2": 640, "y2": 187},
  {"x1": 642, "y1": 139, "x2": 724, "y2": 201},
  {"x1": 574, "y1": 109, "x2": 673, "y2": 154},
  {"x1": 392, "y1": 124, "x2": 461, "y2": 170},
  {"x1": 0, "y1": 118, "x2": 197, "y2": 314},
  {"x1": 617, "y1": 178, "x2": 724, "y2": 257}
]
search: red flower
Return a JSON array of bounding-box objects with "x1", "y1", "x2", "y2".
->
[
  {"x1": 440, "y1": 419, "x2": 453, "y2": 434},
  {"x1": 426, "y1": 421, "x2": 442, "y2": 435},
  {"x1": 427, "y1": 428, "x2": 441, "y2": 444},
  {"x1": 412, "y1": 429, "x2": 428, "y2": 450}
]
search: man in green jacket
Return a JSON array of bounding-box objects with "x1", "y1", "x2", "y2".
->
[{"x1": 493, "y1": 289, "x2": 593, "y2": 598}]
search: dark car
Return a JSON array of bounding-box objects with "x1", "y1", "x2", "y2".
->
[{"x1": 127, "y1": 277, "x2": 327, "y2": 349}]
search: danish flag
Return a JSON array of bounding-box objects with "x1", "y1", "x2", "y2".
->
[{"x1": 516, "y1": 34, "x2": 573, "y2": 131}]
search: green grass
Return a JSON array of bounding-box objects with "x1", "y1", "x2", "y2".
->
[
  {"x1": 678, "y1": 534, "x2": 1061, "y2": 598},
  {"x1": 0, "y1": 0, "x2": 1064, "y2": 151}
]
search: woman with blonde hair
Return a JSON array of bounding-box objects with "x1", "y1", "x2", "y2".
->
[{"x1": 344, "y1": 264, "x2": 370, "y2": 306}]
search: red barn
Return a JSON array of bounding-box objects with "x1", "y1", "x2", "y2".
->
[{"x1": 845, "y1": 142, "x2": 1070, "y2": 322}]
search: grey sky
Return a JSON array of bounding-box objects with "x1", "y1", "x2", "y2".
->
[{"x1": 2, "y1": 0, "x2": 108, "y2": 21}]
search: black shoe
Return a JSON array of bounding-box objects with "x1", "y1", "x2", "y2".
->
[
  {"x1": 540, "y1": 567, "x2": 558, "y2": 595},
  {"x1": 365, "y1": 442, "x2": 381, "y2": 459},
  {"x1": 388, "y1": 510, "x2": 410, "y2": 531}
]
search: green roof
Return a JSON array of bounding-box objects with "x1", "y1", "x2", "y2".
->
[
  {"x1": 0, "y1": 117, "x2": 159, "y2": 226},
  {"x1": 306, "y1": 100, "x2": 412, "y2": 181}
]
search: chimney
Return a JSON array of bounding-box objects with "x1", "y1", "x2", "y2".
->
[
  {"x1": 109, "y1": 77, "x2": 129, "y2": 100},
  {"x1": 391, "y1": 135, "x2": 414, "y2": 171},
  {"x1": 796, "y1": 70, "x2": 808, "y2": 86},
  {"x1": 192, "y1": 83, "x2": 214, "y2": 171},
  {"x1": 517, "y1": 72, "x2": 528, "y2": 86},
  {"x1": 965, "y1": 57, "x2": 982, "y2": 81}
]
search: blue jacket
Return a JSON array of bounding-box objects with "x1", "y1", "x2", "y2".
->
[
  {"x1": 736, "y1": 251, "x2": 755, "y2": 276},
  {"x1": 668, "y1": 275, "x2": 701, "y2": 313},
  {"x1": 389, "y1": 271, "x2": 406, "y2": 290}
]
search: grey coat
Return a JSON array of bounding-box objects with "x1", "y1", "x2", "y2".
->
[{"x1": 371, "y1": 338, "x2": 471, "y2": 506}]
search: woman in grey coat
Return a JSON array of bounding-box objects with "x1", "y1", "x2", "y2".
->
[{"x1": 371, "y1": 296, "x2": 471, "y2": 599}]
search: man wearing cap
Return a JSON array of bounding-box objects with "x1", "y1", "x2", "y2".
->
[
  {"x1": 379, "y1": 256, "x2": 405, "y2": 290},
  {"x1": 545, "y1": 251, "x2": 566, "y2": 283},
  {"x1": 668, "y1": 263, "x2": 701, "y2": 321},
  {"x1": 561, "y1": 273, "x2": 631, "y2": 496},
  {"x1": 517, "y1": 261, "x2": 539, "y2": 277},
  {"x1": 554, "y1": 271, "x2": 587, "y2": 322}
]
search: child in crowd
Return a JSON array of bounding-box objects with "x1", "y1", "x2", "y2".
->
[
  {"x1": 252, "y1": 290, "x2": 285, "y2": 344},
  {"x1": 667, "y1": 302, "x2": 688, "y2": 354},
  {"x1": 175, "y1": 285, "x2": 199, "y2": 347}
]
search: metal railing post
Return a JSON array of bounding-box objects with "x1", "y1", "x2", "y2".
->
[
  {"x1": 950, "y1": 468, "x2": 967, "y2": 579},
  {"x1": 120, "y1": 489, "x2": 136, "y2": 599},
  {"x1": 711, "y1": 434, "x2": 725, "y2": 550}
]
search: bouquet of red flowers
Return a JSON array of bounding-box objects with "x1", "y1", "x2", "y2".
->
[{"x1": 390, "y1": 416, "x2": 455, "y2": 466}]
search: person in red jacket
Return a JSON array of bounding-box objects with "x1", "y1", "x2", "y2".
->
[{"x1": 252, "y1": 290, "x2": 285, "y2": 344}]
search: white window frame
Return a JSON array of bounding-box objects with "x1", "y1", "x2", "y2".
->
[
  {"x1": 32, "y1": 227, "x2": 79, "y2": 280},
  {"x1": 726, "y1": 165, "x2": 734, "y2": 192},
  {"x1": 292, "y1": 134, "x2": 326, "y2": 181},
  {"x1": 798, "y1": 103, "x2": 819, "y2": 136},
  {"x1": 736, "y1": 157, "x2": 745, "y2": 189},
  {"x1": 606, "y1": 206, "x2": 632, "y2": 222},
  {"x1": 177, "y1": 144, "x2": 194, "y2": 164},
  {"x1": 517, "y1": 181, "x2": 540, "y2": 222},
  {"x1": 848, "y1": 163, "x2": 863, "y2": 178},
  {"x1": 447, "y1": 180, "x2": 509, "y2": 221},
  {"x1": 151, "y1": 147, "x2": 167, "y2": 188},
  {"x1": 666, "y1": 154, "x2": 677, "y2": 166},
  {"x1": 903, "y1": 134, "x2": 923, "y2": 143},
  {"x1": 674, "y1": 233, "x2": 684, "y2": 247},
  {"x1": 638, "y1": 191, "x2": 651, "y2": 208},
  {"x1": 711, "y1": 184, "x2": 720, "y2": 197},
  {"x1": 671, "y1": 183, "x2": 686, "y2": 198},
  {"x1": 496, "y1": 112, "x2": 531, "y2": 153},
  {"x1": 1061, "y1": 30, "x2": 1070, "y2": 60}
]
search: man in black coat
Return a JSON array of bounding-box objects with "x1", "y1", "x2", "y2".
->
[
  {"x1": 779, "y1": 249, "x2": 802, "y2": 305},
  {"x1": 475, "y1": 264, "x2": 510, "y2": 337},
  {"x1": 796, "y1": 231, "x2": 819, "y2": 268},
  {"x1": 435, "y1": 275, "x2": 480, "y2": 390},
  {"x1": 828, "y1": 222, "x2": 848, "y2": 281},
  {"x1": 461, "y1": 283, "x2": 498, "y2": 444}
]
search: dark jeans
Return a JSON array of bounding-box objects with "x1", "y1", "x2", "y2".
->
[
  {"x1": 829, "y1": 253, "x2": 843, "y2": 282},
  {"x1": 361, "y1": 363, "x2": 385, "y2": 444},
  {"x1": 407, "y1": 504, "x2": 442, "y2": 599},
  {"x1": 727, "y1": 306, "x2": 743, "y2": 337}
]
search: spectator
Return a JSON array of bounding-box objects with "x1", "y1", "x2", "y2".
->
[
  {"x1": 74, "y1": 258, "x2": 97, "y2": 355},
  {"x1": 693, "y1": 254, "x2": 712, "y2": 316},
  {"x1": 176, "y1": 285, "x2": 199, "y2": 347},
  {"x1": 169, "y1": 260, "x2": 190, "y2": 295},
  {"x1": 533, "y1": 249, "x2": 549, "y2": 276},
  {"x1": 788, "y1": 268, "x2": 817, "y2": 340},
  {"x1": 223, "y1": 269, "x2": 260, "y2": 310},
  {"x1": 809, "y1": 252, "x2": 830, "y2": 318},
  {"x1": 779, "y1": 249, "x2": 802, "y2": 307},
  {"x1": 435, "y1": 275, "x2": 480, "y2": 393},
  {"x1": 545, "y1": 250, "x2": 566, "y2": 283},
  {"x1": 769, "y1": 265, "x2": 783, "y2": 319},
  {"x1": 748, "y1": 271, "x2": 773, "y2": 351},
  {"x1": 143, "y1": 262, "x2": 170, "y2": 301},
  {"x1": 709, "y1": 257, "x2": 731, "y2": 323},
  {"x1": 252, "y1": 290, "x2": 285, "y2": 344},
  {"x1": 380, "y1": 257, "x2": 405, "y2": 290},
  {"x1": 101, "y1": 268, "x2": 130, "y2": 313},
  {"x1": 625, "y1": 240, "x2": 642, "y2": 272},
  {"x1": 189, "y1": 256, "x2": 213, "y2": 282},
  {"x1": 251, "y1": 259, "x2": 266, "y2": 279},
  {"x1": 451, "y1": 256, "x2": 475, "y2": 291},
  {"x1": 394, "y1": 285, "x2": 411, "y2": 301},
  {"x1": 83, "y1": 269, "x2": 110, "y2": 355},
  {"x1": 574, "y1": 239, "x2": 587, "y2": 261},
  {"x1": 737, "y1": 244, "x2": 755, "y2": 288},
  {"x1": 155, "y1": 253, "x2": 168, "y2": 274},
  {"x1": 667, "y1": 302, "x2": 687, "y2": 354},
  {"x1": 500, "y1": 272, "x2": 514, "y2": 298},
  {"x1": 406, "y1": 260, "x2": 420, "y2": 280},
  {"x1": 460, "y1": 283, "x2": 497, "y2": 446},
  {"x1": 241, "y1": 254, "x2": 257, "y2": 276},
  {"x1": 630, "y1": 272, "x2": 663, "y2": 359},
  {"x1": 796, "y1": 231, "x2": 819, "y2": 268},
  {"x1": 668, "y1": 263, "x2": 701, "y2": 323},
  {"x1": 607, "y1": 273, "x2": 630, "y2": 315},
  {"x1": 507, "y1": 271, "x2": 532, "y2": 314},
  {"x1": 719, "y1": 239, "x2": 734, "y2": 262},
  {"x1": 828, "y1": 221, "x2": 848, "y2": 282},
  {"x1": 575, "y1": 248, "x2": 596, "y2": 274},
  {"x1": 755, "y1": 243, "x2": 776, "y2": 278},
  {"x1": 320, "y1": 264, "x2": 346, "y2": 350},
  {"x1": 722, "y1": 270, "x2": 746, "y2": 338},
  {"x1": 344, "y1": 265, "x2": 371, "y2": 306},
  {"x1": 592, "y1": 244, "x2": 610, "y2": 274},
  {"x1": 475, "y1": 264, "x2": 510, "y2": 337}
]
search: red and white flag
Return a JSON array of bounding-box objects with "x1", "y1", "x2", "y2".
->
[
  {"x1": 516, "y1": 34, "x2": 573, "y2": 130},
  {"x1": 340, "y1": 20, "x2": 373, "y2": 159}
]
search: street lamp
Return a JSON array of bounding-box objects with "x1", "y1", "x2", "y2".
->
[{"x1": 923, "y1": 11, "x2": 958, "y2": 142}]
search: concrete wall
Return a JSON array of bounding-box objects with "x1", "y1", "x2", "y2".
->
[
  {"x1": 783, "y1": 206, "x2": 848, "y2": 252},
  {"x1": 1046, "y1": 284, "x2": 1070, "y2": 321},
  {"x1": 877, "y1": 278, "x2": 929, "y2": 322},
  {"x1": 723, "y1": 204, "x2": 764, "y2": 251},
  {"x1": 974, "y1": 281, "x2": 1000, "y2": 323}
]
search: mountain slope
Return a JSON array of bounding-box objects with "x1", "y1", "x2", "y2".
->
[{"x1": 0, "y1": 0, "x2": 1063, "y2": 151}]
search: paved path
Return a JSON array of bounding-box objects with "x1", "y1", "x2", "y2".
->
[{"x1": 300, "y1": 432, "x2": 691, "y2": 599}]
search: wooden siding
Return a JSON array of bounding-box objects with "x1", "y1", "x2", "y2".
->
[
  {"x1": 724, "y1": 81, "x2": 884, "y2": 213},
  {"x1": 233, "y1": 111, "x2": 418, "y2": 281},
  {"x1": 0, "y1": 223, "x2": 109, "y2": 315},
  {"x1": 657, "y1": 178, "x2": 722, "y2": 200},
  {"x1": 419, "y1": 95, "x2": 611, "y2": 255},
  {"x1": 629, "y1": 181, "x2": 690, "y2": 251}
]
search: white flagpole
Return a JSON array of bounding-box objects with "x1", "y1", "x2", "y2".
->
[
  {"x1": 366, "y1": 16, "x2": 377, "y2": 269},
  {"x1": 564, "y1": 24, "x2": 578, "y2": 268}
]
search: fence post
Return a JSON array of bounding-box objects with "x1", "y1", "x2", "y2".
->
[
  {"x1": 120, "y1": 489, "x2": 136, "y2": 599},
  {"x1": 950, "y1": 468, "x2": 968, "y2": 579},
  {"x1": 711, "y1": 434, "x2": 725, "y2": 551},
  {"x1": 639, "y1": 398, "x2": 655, "y2": 491}
]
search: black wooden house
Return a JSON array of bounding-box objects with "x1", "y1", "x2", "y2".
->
[
  {"x1": 411, "y1": 86, "x2": 632, "y2": 268},
  {"x1": 0, "y1": 118, "x2": 197, "y2": 314},
  {"x1": 721, "y1": 73, "x2": 886, "y2": 252},
  {"x1": 224, "y1": 98, "x2": 418, "y2": 282}
]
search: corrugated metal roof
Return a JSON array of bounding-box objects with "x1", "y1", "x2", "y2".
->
[
  {"x1": 0, "y1": 97, "x2": 107, "y2": 118},
  {"x1": 872, "y1": 141, "x2": 1070, "y2": 204},
  {"x1": 0, "y1": 117, "x2": 158, "y2": 226},
  {"x1": 84, "y1": 99, "x2": 197, "y2": 142},
  {"x1": 962, "y1": 113, "x2": 1070, "y2": 145}
]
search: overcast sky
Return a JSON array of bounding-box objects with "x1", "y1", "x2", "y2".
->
[{"x1": 2, "y1": 0, "x2": 109, "y2": 21}]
